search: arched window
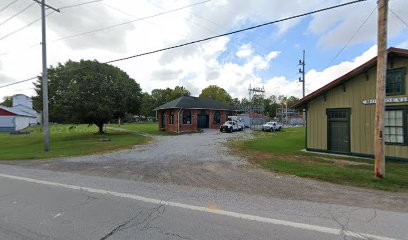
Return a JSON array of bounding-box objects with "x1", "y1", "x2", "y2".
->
[
  {"x1": 170, "y1": 111, "x2": 174, "y2": 124},
  {"x1": 213, "y1": 111, "x2": 221, "y2": 124},
  {"x1": 183, "y1": 110, "x2": 191, "y2": 124}
]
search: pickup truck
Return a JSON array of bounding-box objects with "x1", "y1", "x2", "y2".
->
[
  {"x1": 262, "y1": 122, "x2": 282, "y2": 132},
  {"x1": 220, "y1": 120, "x2": 240, "y2": 133}
]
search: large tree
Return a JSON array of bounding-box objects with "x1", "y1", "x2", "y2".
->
[
  {"x1": 199, "y1": 85, "x2": 232, "y2": 104},
  {"x1": 33, "y1": 60, "x2": 142, "y2": 133}
]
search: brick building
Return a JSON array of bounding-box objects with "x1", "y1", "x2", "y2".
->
[{"x1": 154, "y1": 96, "x2": 237, "y2": 133}]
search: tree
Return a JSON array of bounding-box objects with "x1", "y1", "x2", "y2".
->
[
  {"x1": 33, "y1": 60, "x2": 142, "y2": 133},
  {"x1": 199, "y1": 85, "x2": 232, "y2": 104},
  {"x1": 0, "y1": 96, "x2": 12, "y2": 107},
  {"x1": 140, "y1": 92, "x2": 155, "y2": 117},
  {"x1": 148, "y1": 86, "x2": 190, "y2": 112}
]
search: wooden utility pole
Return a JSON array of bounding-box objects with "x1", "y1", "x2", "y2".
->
[{"x1": 374, "y1": 0, "x2": 388, "y2": 178}]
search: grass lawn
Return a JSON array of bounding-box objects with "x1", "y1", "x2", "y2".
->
[
  {"x1": 0, "y1": 124, "x2": 150, "y2": 160},
  {"x1": 110, "y1": 122, "x2": 174, "y2": 135},
  {"x1": 232, "y1": 128, "x2": 408, "y2": 192}
]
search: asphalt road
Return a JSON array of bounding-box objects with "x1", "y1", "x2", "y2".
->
[{"x1": 0, "y1": 165, "x2": 406, "y2": 240}]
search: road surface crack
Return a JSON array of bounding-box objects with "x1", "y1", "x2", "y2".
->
[{"x1": 99, "y1": 200, "x2": 168, "y2": 240}]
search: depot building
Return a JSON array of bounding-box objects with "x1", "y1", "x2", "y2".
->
[
  {"x1": 294, "y1": 47, "x2": 408, "y2": 161},
  {"x1": 154, "y1": 95, "x2": 237, "y2": 133}
]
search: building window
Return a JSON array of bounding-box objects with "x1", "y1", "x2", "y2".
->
[
  {"x1": 386, "y1": 68, "x2": 406, "y2": 96},
  {"x1": 213, "y1": 111, "x2": 220, "y2": 124},
  {"x1": 384, "y1": 109, "x2": 405, "y2": 144},
  {"x1": 183, "y1": 110, "x2": 191, "y2": 124},
  {"x1": 170, "y1": 112, "x2": 174, "y2": 124}
]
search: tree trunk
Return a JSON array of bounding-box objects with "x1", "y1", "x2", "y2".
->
[{"x1": 96, "y1": 123, "x2": 104, "y2": 134}]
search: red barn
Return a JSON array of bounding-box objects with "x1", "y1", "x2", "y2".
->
[{"x1": 154, "y1": 96, "x2": 237, "y2": 133}]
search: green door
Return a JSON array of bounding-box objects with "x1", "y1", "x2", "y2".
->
[
  {"x1": 197, "y1": 111, "x2": 209, "y2": 128},
  {"x1": 327, "y1": 109, "x2": 350, "y2": 153}
]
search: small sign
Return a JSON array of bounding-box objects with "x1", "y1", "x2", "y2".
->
[{"x1": 362, "y1": 97, "x2": 408, "y2": 105}]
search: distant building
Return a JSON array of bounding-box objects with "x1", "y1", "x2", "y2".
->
[
  {"x1": 153, "y1": 96, "x2": 237, "y2": 133},
  {"x1": 0, "y1": 94, "x2": 41, "y2": 132},
  {"x1": 294, "y1": 47, "x2": 408, "y2": 161}
]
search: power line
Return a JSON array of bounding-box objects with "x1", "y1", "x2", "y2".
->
[
  {"x1": 0, "y1": 2, "x2": 35, "y2": 27},
  {"x1": 0, "y1": 76, "x2": 38, "y2": 88},
  {"x1": 0, "y1": 0, "x2": 212, "y2": 52},
  {"x1": 59, "y1": 0, "x2": 104, "y2": 10},
  {"x1": 0, "y1": 0, "x2": 19, "y2": 14},
  {"x1": 0, "y1": 11, "x2": 54, "y2": 41},
  {"x1": 389, "y1": 7, "x2": 408, "y2": 28},
  {"x1": 323, "y1": 4, "x2": 377, "y2": 69},
  {"x1": 52, "y1": 0, "x2": 212, "y2": 42},
  {"x1": 104, "y1": 0, "x2": 369, "y2": 64},
  {"x1": 0, "y1": 0, "x2": 106, "y2": 43},
  {"x1": 0, "y1": 0, "x2": 369, "y2": 89}
]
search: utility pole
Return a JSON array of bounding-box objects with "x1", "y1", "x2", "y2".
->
[
  {"x1": 374, "y1": 0, "x2": 388, "y2": 178},
  {"x1": 298, "y1": 50, "x2": 306, "y2": 98},
  {"x1": 35, "y1": 0, "x2": 59, "y2": 151}
]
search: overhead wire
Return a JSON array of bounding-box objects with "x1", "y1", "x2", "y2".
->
[
  {"x1": 323, "y1": 4, "x2": 377, "y2": 70},
  {"x1": 0, "y1": 1, "x2": 35, "y2": 27},
  {"x1": 389, "y1": 7, "x2": 408, "y2": 28},
  {"x1": 52, "y1": 0, "x2": 213, "y2": 42},
  {"x1": 0, "y1": 11, "x2": 54, "y2": 41},
  {"x1": 59, "y1": 0, "x2": 104, "y2": 10},
  {"x1": 0, "y1": 0, "x2": 369, "y2": 89},
  {"x1": 0, "y1": 0, "x2": 105, "y2": 42},
  {"x1": 0, "y1": 0, "x2": 212, "y2": 53},
  {"x1": 0, "y1": 0, "x2": 20, "y2": 14},
  {"x1": 104, "y1": 0, "x2": 369, "y2": 64}
]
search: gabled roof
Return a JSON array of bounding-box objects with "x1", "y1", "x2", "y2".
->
[
  {"x1": 293, "y1": 47, "x2": 408, "y2": 108},
  {"x1": 153, "y1": 95, "x2": 236, "y2": 111},
  {"x1": 0, "y1": 105, "x2": 37, "y2": 118}
]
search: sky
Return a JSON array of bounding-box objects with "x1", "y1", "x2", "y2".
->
[{"x1": 0, "y1": 0, "x2": 407, "y2": 102}]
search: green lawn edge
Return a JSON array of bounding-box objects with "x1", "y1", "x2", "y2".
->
[
  {"x1": 230, "y1": 128, "x2": 408, "y2": 192},
  {"x1": 0, "y1": 124, "x2": 152, "y2": 160}
]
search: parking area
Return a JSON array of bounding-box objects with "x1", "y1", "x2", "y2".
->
[{"x1": 2, "y1": 128, "x2": 408, "y2": 212}]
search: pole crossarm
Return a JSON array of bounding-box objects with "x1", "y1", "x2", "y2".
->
[{"x1": 32, "y1": 0, "x2": 60, "y2": 12}]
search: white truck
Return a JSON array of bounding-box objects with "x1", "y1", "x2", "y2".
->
[
  {"x1": 261, "y1": 121, "x2": 283, "y2": 132},
  {"x1": 227, "y1": 116, "x2": 245, "y2": 131},
  {"x1": 220, "y1": 120, "x2": 240, "y2": 133}
]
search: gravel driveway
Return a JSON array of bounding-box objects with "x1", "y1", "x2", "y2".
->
[{"x1": 2, "y1": 129, "x2": 408, "y2": 212}]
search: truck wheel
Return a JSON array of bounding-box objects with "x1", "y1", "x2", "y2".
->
[{"x1": 229, "y1": 127, "x2": 233, "y2": 133}]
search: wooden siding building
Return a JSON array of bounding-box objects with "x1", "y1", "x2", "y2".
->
[
  {"x1": 154, "y1": 96, "x2": 237, "y2": 133},
  {"x1": 294, "y1": 48, "x2": 408, "y2": 161}
]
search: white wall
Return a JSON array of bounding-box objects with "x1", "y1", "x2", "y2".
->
[
  {"x1": 0, "y1": 116, "x2": 15, "y2": 129},
  {"x1": 12, "y1": 95, "x2": 33, "y2": 109},
  {"x1": 14, "y1": 116, "x2": 34, "y2": 131}
]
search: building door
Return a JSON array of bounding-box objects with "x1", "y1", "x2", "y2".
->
[
  {"x1": 327, "y1": 109, "x2": 350, "y2": 153},
  {"x1": 197, "y1": 111, "x2": 209, "y2": 128},
  {"x1": 161, "y1": 111, "x2": 166, "y2": 128}
]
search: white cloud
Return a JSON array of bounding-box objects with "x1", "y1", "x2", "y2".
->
[
  {"x1": 266, "y1": 51, "x2": 280, "y2": 61},
  {"x1": 308, "y1": 0, "x2": 408, "y2": 47},
  {"x1": 236, "y1": 44, "x2": 253, "y2": 58},
  {"x1": 0, "y1": 0, "x2": 406, "y2": 103}
]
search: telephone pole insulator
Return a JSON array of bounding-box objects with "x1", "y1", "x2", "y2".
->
[{"x1": 298, "y1": 50, "x2": 306, "y2": 98}]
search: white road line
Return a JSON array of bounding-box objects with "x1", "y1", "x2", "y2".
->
[{"x1": 0, "y1": 173, "x2": 398, "y2": 240}]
